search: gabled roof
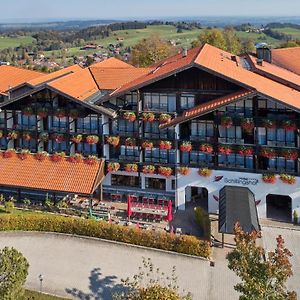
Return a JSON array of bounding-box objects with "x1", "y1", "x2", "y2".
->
[
  {"x1": 272, "y1": 47, "x2": 300, "y2": 75},
  {"x1": 91, "y1": 57, "x2": 135, "y2": 69},
  {"x1": 0, "y1": 65, "x2": 43, "y2": 93},
  {"x1": 160, "y1": 89, "x2": 254, "y2": 129},
  {"x1": 0, "y1": 153, "x2": 104, "y2": 195}
]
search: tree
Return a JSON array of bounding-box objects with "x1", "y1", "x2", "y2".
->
[
  {"x1": 0, "y1": 247, "x2": 29, "y2": 299},
  {"x1": 241, "y1": 38, "x2": 256, "y2": 53},
  {"x1": 197, "y1": 29, "x2": 226, "y2": 51},
  {"x1": 131, "y1": 34, "x2": 176, "y2": 67},
  {"x1": 223, "y1": 27, "x2": 241, "y2": 54},
  {"x1": 113, "y1": 257, "x2": 192, "y2": 300},
  {"x1": 227, "y1": 223, "x2": 297, "y2": 300}
]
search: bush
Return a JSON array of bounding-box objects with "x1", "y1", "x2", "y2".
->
[
  {"x1": 4, "y1": 201, "x2": 14, "y2": 213},
  {"x1": 194, "y1": 207, "x2": 211, "y2": 240},
  {"x1": 0, "y1": 215, "x2": 211, "y2": 258}
]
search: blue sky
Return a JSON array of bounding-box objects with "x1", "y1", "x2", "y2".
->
[{"x1": 2, "y1": 0, "x2": 300, "y2": 20}]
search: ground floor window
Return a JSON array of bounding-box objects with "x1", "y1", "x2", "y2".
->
[
  {"x1": 111, "y1": 174, "x2": 140, "y2": 187},
  {"x1": 145, "y1": 178, "x2": 166, "y2": 190}
]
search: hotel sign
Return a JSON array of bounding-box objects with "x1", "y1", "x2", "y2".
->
[{"x1": 214, "y1": 176, "x2": 259, "y2": 186}]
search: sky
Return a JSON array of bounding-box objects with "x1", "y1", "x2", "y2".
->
[{"x1": 1, "y1": 0, "x2": 300, "y2": 21}]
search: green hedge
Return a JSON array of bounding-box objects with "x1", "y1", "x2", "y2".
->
[{"x1": 0, "y1": 214, "x2": 211, "y2": 258}]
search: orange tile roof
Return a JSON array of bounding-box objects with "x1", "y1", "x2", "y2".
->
[
  {"x1": 27, "y1": 65, "x2": 82, "y2": 86},
  {"x1": 0, "y1": 65, "x2": 43, "y2": 93},
  {"x1": 48, "y1": 68, "x2": 99, "y2": 101},
  {"x1": 0, "y1": 153, "x2": 103, "y2": 195},
  {"x1": 160, "y1": 89, "x2": 253, "y2": 129},
  {"x1": 272, "y1": 47, "x2": 300, "y2": 75},
  {"x1": 89, "y1": 67, "x2": 152, "y2": 90},
  {"x1": 91, "y1": 57, "x2": 135, "y2": 69}
]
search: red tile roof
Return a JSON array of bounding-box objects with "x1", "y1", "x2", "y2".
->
[
  {"x1": 0, "y1": 153, "x2": 103, "y2": 195},
  {"x1": 91, "y1": 57, "x2": 135, "y2": 69},
  {"x1": 272, "y1": 47, "x2": 300, "y2": 75},
  {"x1": 160, "y1": 89, "x2": 253, "y2": 129},
  {"x1": 0, "y1": 65, "x2": 43, "y2": 93}
]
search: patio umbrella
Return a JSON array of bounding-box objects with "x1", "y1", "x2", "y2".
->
[
  {"x1": 127, "y1": 195, "x2": 132, "y2": 219},
  {"x1": 167, "y1": 200, "x2": 173, "y2": 223}
]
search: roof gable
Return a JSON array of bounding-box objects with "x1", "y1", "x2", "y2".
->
[{"x1": 91, "y1": 57, "x2": 135, "y2": 69}]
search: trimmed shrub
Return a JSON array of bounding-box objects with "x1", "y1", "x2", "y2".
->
[
  {"x1": 194, "y1": 207, "x2": 211, "y2": 241},
  {"x1": 4, "y1": 201, "x2": 14, "y2": 213},
  {"x1": 0, "y1": 215, "x2": 211, "y2": 258}
]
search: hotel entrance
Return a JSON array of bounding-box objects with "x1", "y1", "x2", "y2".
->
[
  {"x1": 266, "y1": 194, "x2": 292, "y2": 222},
  {"x1": 190, "y1": 187, "x2": 208, "y2": 211}
]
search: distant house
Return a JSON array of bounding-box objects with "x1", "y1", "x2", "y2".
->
[{"x1": 80, "y1": 45, "x2": 98, "y2": 50}]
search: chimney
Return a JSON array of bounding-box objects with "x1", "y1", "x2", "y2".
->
[
  {"x1": 182, "y1": 48, "x2": 188, "y2": 57},
  {"x1": 256, "y1": 58, "x2": 263, "y2": 66},
  {"x1": 256, "y1": 43, "x2": 272, "y2": 63}
]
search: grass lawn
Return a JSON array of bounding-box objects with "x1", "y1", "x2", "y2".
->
[
  {"x1": 273, "y1": 27, "x2": 300, "y2": 40},
  {"x1": 23, "y1": 289, "x2": 68, "y2": 299},
  {"x1": 236, "y1": 30, "x2": 281, "y2": 47},
  {"x1": 0, "y1": 206, "x2": 63, "y2": 217},
  {"x1": 0, "y1": 35, "x2": 34, "y2": 50}
]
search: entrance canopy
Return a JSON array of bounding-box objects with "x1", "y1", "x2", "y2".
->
[{"x1": 219, "y1": 186, "x2": 260, "y2": 234}]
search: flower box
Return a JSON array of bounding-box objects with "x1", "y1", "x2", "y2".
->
[
  {"x1": 159, "y1": 140, "x2": 172, "y2": 150},
  {"x1": 180, "y1": 142, "x2": 192, "y2": 152},
  {"x1": 198, "y1": 168, "x2": 212, "y2": 177},
  {"x1": 35, "y1": 151, "x2": 48, "y2": 161},
  {"x1": 241, "y1": 118, "x2": 254, "y2": 133},
  {"x1": 199, "y1": 143, "x2": 213, "y2": 153},
  {"x1": 125, "y1": 163, "x2": 138, "y2": 172},
  {"x1": 86, "y1": 135, "x2": 100, "y2": 145},
  {"x1": 18, "y1": 149, "x2": 30, "y2": 160},
  {"x1": 54, "y1": 108, "x2": 66, "y2": 118},
  {"x1": 7, "y1": 130, "x2": 18, "y2": 140},
  {"x1": 237, "y1": 146, "x2": 253, "y2": 156},
  {"x1": 106, "y1": 136, "x2": 119, "y2": 147},
  {"x1": 260, "y1": 148, "x2": 277, "y2": 159},
  {"x1": 3, "y1": 149, "x2": 16, "y2": 158},
  {"x1": 68, "y1": 153, "x2": 83, "y2": 163},
  {"x1": 142, "y1": 165, "x2": 156, "y2": 174},
  {"x1": 22, "y1": 132, "x2": 32, "y2": 141},
  {"x1": 123, "y1": 111, "x2": 136, "y2": 122},
  {"x1": 178, "y1": 166, "x2": 190, "y2": 176},
  {"x1": 218, "y1": 145, "x2": 232, "y2": 155},
  {"x1": 262, "y1": 174, "x2": 276, "y2": 184},
  {"x1": 282, "y1": 120, "x2": 296, "y2": 131},
  {"x1": 37, "y1": 107, "x2": 48, "y2": 118},
  {"x1": 51, "y1": 152, "x2": 66, "y2": 162},
  {"x1": 159, "y1": 113, "x2": 171, "y2": 124},
  {"x1": 142, "y1": 112, "x2": 155, "y2": 122},
  {"x1": 39, "y1": 132, "x2": 49, "y2": 142},
  {"x1": 85, "y1": 155, "x2": 98, "y2": 165},
  {"x1": 142, "y1": 140, "x2": 153, "y2": 149},
  {"x1": 22, "y1": 107, "x2": 33, "y2": 116},
  {"x1": 158, "y1": 166, "x2": 173, "y2": 177},
  {"x1": 221, "y1": 116, "x2": 233, "y2": 128},
  {"x1": 51, "y1": 133, "x2": 65, "y2": 143},
  {"x1": 107, "y1": 162, "x2": 120, "y2": 172},
  {"x1": 281, "y1": 149, "x2": 298, "y2": 160},
  {"x1": 280, "y1": 174, "x2": 296, "y2": 185},
  {"x1": 68, "y1": 109, "x2": 79, "y2": 119},
  {"x1": 71, "y1": 134, "x2": 83, "y2": 144},
  {"x1": 125, "y1": 137, "x2": 136, "y2": 147},
  {"x1": 263, "y1": 119, "x2": 276, "y2": 129}
]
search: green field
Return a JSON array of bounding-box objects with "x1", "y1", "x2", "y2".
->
[
  {"x1": 236, "y1": 30, "x2": 281, "y2": 46},
  {"x1": 0, "y1": 35, "x2": 34, "y2": 50},
  {"x1": 273, "y1": 27, "x2": 300, "y2": 40}
]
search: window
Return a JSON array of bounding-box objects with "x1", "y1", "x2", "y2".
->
[
  {"x1": 48, "y1": 140, "x2": 68, "y2": 153},
  {"x1": 143, "y1": 121, "x2": 174, "y2": 139},
  {"x1": 18, "y1": 138, "x2": 37, "y2": 152},
  {"x1": 77, "y1": 143, "x2": 97, "y2": 155},
  {"x1": 0, "y1": 138, "x2": 7, "y2": 149},
  {"x1": 218, "y1": 126, "x2": 242, "y2": 143},
  {"x1": 219, "y1": 99, "x2": 253, "y2": 117},
  {"x1": 258, "y1": 127, "x2": 295, "y2": 147},
  {"x1": 112, "y1": 119, "x2": 138, "y2": 136},
  {"x1": 77, "y1": 115, "x2": 101, "y2": 134},
  {"x1": 268, "y1": 158, "x2": 296, "y2": 172},
  {"x1": 0, "y1": 112, "x2": 5, "y2": 128},
  {"x1": 180, "y1": 94, "x2": 195, "y2": 110},
  {"x1": 145, "y1": 148, "x2": 176, "y2": 164},
  {"x1": 181, "y1": 151, "x2": 213, "y2": 166},
  {"x1": 143, "y1": 93, "x2": 176, "y2": 112},
  {"x1": 48, "y1": 116, "x2": 67, "y2": 132},
  {"x1": 110, "y1": 145, "x2": 140, "y2": 161},
  {"x1": 145, "y1": 178, "x2": 166, "y2": 190},
  {"x1": 124, "y1": 93, "x2": 138, "y2": 109},
  {"x1": 17, "y1": 113, "x2": 36, "y2": 130},
  {"x1": 191, "y1": 120, "x2": 214, "y2": 141},
  {"x1": 111, "y1": 174, "x2": 140, "y2": 187},
  {"x1": 218, "y1": 154, "x2": 253, "y2": 169}
]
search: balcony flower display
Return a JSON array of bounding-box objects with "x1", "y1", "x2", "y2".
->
[
  {"x1": 54, "y1": 108, "x2": 66, "y2": 118},
  {"x1": 158, "y1": 166, "x2": 173, "y2": 177},
  {"x1": 107, "y1": 162, "x2": 120, "y2": 172},
  {"x1": 142, "y1": 112, "x2": 155, "y2": 122},
  {"x1": 263, "y1": 119, "x2": 276, "y2": 129},
  {"x1": 51, "y1": 152, "x2": 66, "y2": 162},
  {"x1": 7, "y1": 130, "x2": 18, "y2": 140},
  {"x1": 280, "y1": 174, "x2": 296, "y2": 185},
  {"x1": 159, "y1": 140, "x2": 172, "y2": 150},
  {"x1": 142, "y1": 140, "x2": 153, "y2": 149},
  {"x1": 221, "y1": 116, "x2": 233, "y2": 128},
  {"x1": 180, "y1": 141, "x2": 192, "y2": 152},
  {"x1": 198, "y1": 168, "x2": 212, "y2": 177},
  {"x1": 22, "y1": 106, "x2": 33, "y2": 116},
  {"x1": 18, "y1": 149, "x2": 30, "y2": 160},
  {"x1": 106, "y1": 136, "x2": 119, "y2": 147},
  {"x1": 123, "y1": 111, "x2": 136, "y2": 122},
  {"x1": 199, "y1": 143, "x2": 213, "y2": 153},
  {"x1": 281, "y1": 149, "x2": 298, "y2": 160},
  {"x1": 0, "y1": 130, "x2": 3, "y2": 138},
  {"x1": 218, "y1": 145, "x2": 232, "y2": 155},
  {"x1": 35, "y1": 151, "x2": 48, "y2": 161},
  {"x1": 125, "y1": 163, "x2": 138, "y2": 172},
  {"x1": 241, "y1": 118, "x2": 254, "y2": 133},
  {"x1": 86, "y1": 135, "x2": 100, "y2": 145},
  {"x1": 262, "y1": 174, "x2": 276, "y2": 184},
  {"x1": 68, "y1": 109, "x2": 79, "y2": 119},
  {"x1": 22, "y1": 131, "x2": 32, "y2": 141},
  {"x1": 39, "y1": 132, "x2": 49, "y2": 142},
  {"x1": 260, "y1": 148, "x2": 277, "y2": 159},
  {"x1": 237, "y1": 146, "x2": 253, "y2": 156},
  {"x1": 178, "y1": 166, "x2": 190, "y2": 176},
  {"x1": 125, "y1": 137, "x2": 136, "y2": 147},
  {"x1": 37, "y1": 107, "x2": 48, "y2": 118},
  {"x1": 68, "y1": 153, "x2": 83, "y2": 163},
  {"x1": 71, "y1": 134, "x2": 83, "y2": 144},
  {"x1": 51, "y1": 133, "x2": 65, "y2": 143},
  {"x1": 282, "y1": 120, "x2": 296, "y2": 131},
  {"x1": 3, "y1": 149, "x2": 16, "y2": 158},
  {"x1": 142, "y1": 165, "x2": 156, "y2": 174},
  {"x1": 159, "y1": 113, "x2": 171, "y2": 124},
  {"x1": 85, "y1": 155, "x2": 98, "y2": 165}
]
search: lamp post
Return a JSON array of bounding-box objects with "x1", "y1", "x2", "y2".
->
[{"x1": 38, "y1": 274, "x2": 44, "y2": 293}]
